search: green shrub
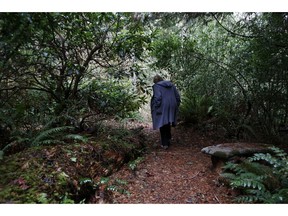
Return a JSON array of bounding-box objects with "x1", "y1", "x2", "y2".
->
[
  {"x1": 179, "y1": 90, "x2": 213, "y2": 124},
  {"x1": 86, "y1": 79, "x2": 146, "y2": 118}
]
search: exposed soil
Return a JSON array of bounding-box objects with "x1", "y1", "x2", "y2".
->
[{"x1": 108, "y1": 124, "x2": 238, "y2": 204}]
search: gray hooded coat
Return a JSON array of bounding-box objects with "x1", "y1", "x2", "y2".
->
[{"x1": 150, "y1": 80, "x2": 181, "y2": 130}]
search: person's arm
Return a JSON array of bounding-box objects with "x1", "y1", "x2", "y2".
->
[{"x1": 152, "y1": 84, "x2": 162, "y2": 109}]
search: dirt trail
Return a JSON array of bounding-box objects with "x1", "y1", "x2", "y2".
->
[{"x1": 109, "y1": 125, "x2": 237, "y2": 204}]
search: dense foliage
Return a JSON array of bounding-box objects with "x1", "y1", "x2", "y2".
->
[
  {"x1": 150, "y1": 12, "x2": 288, "y2": 144},
  {"x1": 86, "y1": 79, "x2": 145, "y2": 118},
  {"x1": 0, "y1": 12, "x2": 152, "y2": 154},
  {"x1": 1, "y1": 12, "x2": 288, "y2": 149},
  {"x1": 1, "y1": 12, "x2": 288, "y2": 204}
]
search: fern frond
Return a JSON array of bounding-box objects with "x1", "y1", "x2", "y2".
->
[
  {"x1": 241, "y1": 161, "x2": 273, "y2": 176},
  {"x1": 220, "y1": 172, "x2": 236, "y2": 180},
  {"x1": 270, "y1": 146, "x2": 287, "y2": 158},
  {"x1": 235, "y1": 195, "x2": 260, "y2": 203},
  {"x1": 274, "y1": 189, "x2": 288, "y2": 203},
  {"x1": 230, "y1": 175, "x2": 265, "y2": 190},
  {"x1": 223, "y1": 162, "x2": 246, "y2": 175},
  {"x1": 249, "y1": 153, "x2": 281, "y2": 168},
  {"x1": 31, "y1": 126, "x2": 73, "y2": 146}
]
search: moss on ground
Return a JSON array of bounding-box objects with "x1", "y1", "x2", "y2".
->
[{"x1": 0, "y1": 128, "x2": 146, "y2": 203}]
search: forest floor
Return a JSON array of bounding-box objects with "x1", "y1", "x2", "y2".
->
[
  {"x1": 108, "y1": 123, "x2": 238, "y2": 204},
  {"x1": 0, "y1": 120, "x2": 239, "y2": 204}
]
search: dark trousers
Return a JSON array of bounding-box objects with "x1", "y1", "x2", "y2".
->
[{"x1": 160, "y1": 123, "x2": 171, "y2": 146}]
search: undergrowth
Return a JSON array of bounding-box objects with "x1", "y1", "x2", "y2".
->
[
  {"x1": 221, "y1": 146, "x2": 288, "y2": 203},
  {"x1": 0, "y1": 120, "x2": 146, "y2": 203}
]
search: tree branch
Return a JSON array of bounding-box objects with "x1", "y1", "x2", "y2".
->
[{"x1": 212, "y1": 13, "x2": 262, "y2": 39}]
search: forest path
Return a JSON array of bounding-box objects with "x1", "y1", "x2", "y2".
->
[{"x1": 109, "y1": 124, "x2": 236, "y2": 204}]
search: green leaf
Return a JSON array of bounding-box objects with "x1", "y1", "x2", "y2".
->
[
  {"x1": 70, "y1": 157, "x2": 77, "y2": 162},
  {"x1": 37, "y1": 193, "x2": 49, "y2": 204},
  {"x1": 100, "y1": 177, "x2": 110, "y2": 184}
]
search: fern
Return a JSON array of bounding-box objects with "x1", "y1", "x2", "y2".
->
[
  {"x1": 249, "y1": 153, "x2": 281, "y2": 168},
  {"x1": 275, "y1": 189, "x2": 288, "y2": 203},
  {"x1": 179, "y1": 91, "x2": 213, "y2": 124},
  {"x1": 270, "y1": 146, "x2": 287, "y2": 158},
  {"x1": 31, "y1": 126, "x2": 87, "y2": 147},
  {"x1": 223, "y1": 162, "x2": 246, "y2": 175},
  {"x1": 235, "y1": 194, "x2": 261, "y2": 203},
  {"x1": 93, "y1": 177, "x2": 130, "y2": 196},
  {"x1": 128, "y1": 156, "x2": 144, "y2": 171},
  {"x1": 31, "y1": 126, "x2": 73, "y2": 146},
  {"x1": 106, "y1": 178, "x2": 130, "y2": 196},
  {"x1": 230, "y1": 173, "x2": 265, "y2": 190},
  {"x1": 249, "y1": 147, "x2": 288, "y2": 177},
  {"x1": 221, "y1": 146, "x2": 288, "y2": 203},
  {"x1": 220, "y1": 172, "x2": 236, "y2": 180}
]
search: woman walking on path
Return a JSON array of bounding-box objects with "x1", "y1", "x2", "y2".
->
[{"x1": 150, "y1": 75, "x2": 181, "y2": 149}]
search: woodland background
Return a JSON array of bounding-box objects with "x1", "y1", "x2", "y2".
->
[{"x1": 1, "y1": 12, "x2": 288, "y2": 204}]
